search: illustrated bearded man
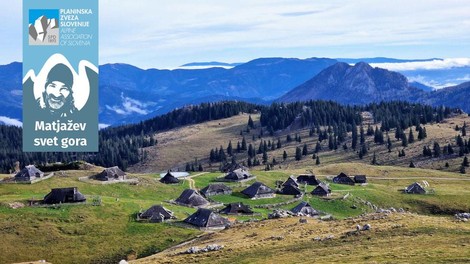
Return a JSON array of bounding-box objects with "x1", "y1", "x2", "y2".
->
[{"x1": 38, "y1": 63, "x2": 78, "y2": 118}]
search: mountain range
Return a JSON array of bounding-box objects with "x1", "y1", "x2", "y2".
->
[{"x1": 0, "y1": 57, "x2": 469, "y2": 126}]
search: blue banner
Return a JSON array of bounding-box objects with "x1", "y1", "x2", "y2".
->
[{"x1": 23, "y1": 0, "x2": 98, "y2": 152}]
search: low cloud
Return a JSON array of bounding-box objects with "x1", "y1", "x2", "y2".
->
[
  {"x1": 407, "y1": 75, "x2": 457, "y2": 89},
  {"x1": 0, "y1": 116, "x2": 22, "y2": 127},
  {"x1": 371, "y1": 58, "x2": 470, "y2": 71},
  {"x1": 99, "y1": 123, "x2": 110, "y2": 129},
  {"x1": 105, "y1": 94, "x2": 154, "y2": 116}
]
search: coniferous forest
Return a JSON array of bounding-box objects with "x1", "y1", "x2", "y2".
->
[{"x1": 0, "y1": 100, "x2": 460, "y2": 173}]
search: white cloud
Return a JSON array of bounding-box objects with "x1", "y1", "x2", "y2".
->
[
  {"x1": 1, "y1": 1, "x2": 470, "y2": 67},
  {"x1": 105, "y1": 94, "x2": 154, "y2": 116},
  {"x1": 0, "y1": 116, "x2": 22, "y2": 127},
  {"x1": 371, "y1": 58, "x2": 470, "y2": 71},
  {"x1": 99, "y1": 123, "x2": 110, "y2": 129}
]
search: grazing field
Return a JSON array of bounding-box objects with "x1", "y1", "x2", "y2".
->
[
  {"x1": 134, "y1": 213, "x2": 470, "y2": 264},
  {"x1": 1, "y1": 163, "x2": 469, "y2": 263}
]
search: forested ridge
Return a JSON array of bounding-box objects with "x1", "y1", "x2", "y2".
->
[
  {"x1": 0, "y1": 100, "x2": 461, "y2": 173},
  {"x1": 0, "y1": 101, "x2": 262, "y2": 173}
]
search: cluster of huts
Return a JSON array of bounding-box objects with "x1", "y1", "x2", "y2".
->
[
  {"x1": 17, "y1": 166, "x2": 129, "y2": 206},
  {"x1": 12, "y1": 163, "x2": 428, "y2": 231}
]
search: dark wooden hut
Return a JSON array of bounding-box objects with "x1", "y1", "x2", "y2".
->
[
  {"x1": 296, "y1": 174, "x2": 320, "y2": 185},
  {"x1": 95, "y1": 166, "x2": 126, "y2": 181},
  {"x1": 175, "y1": 189, "x2": 209, "y2": 207},
  {"x1": 224, "y1": 168, "x2": 253, "y2": 181},
  {"x1": 311, "y1": 183, "x2": 331, "y2": 197},
  {"x1": 241, "y1": 182, "x2": 275, "y2": 199},
  {"x1": 200, "y1": 183, "x2": 232, "y2": 197},
  {"x1": 405, "y1": 182, "x2": 426, "y2": 194},
  {"x1": 160, "y1": 171, "x2": 180, "y2": 184},
  {"x1": 333, "y1": 172, "x2": 355, "y2": 185},
  {"x1": 139, "y1": 205, "x2": 175, "y2": 223},
  {"x1": 15, "y1": 165, "x2": 44, "y2": 182},
  {"x1": 219, "y1": 202, "x2": 253, "y2": 215},
  {"x1": 291, "y1": 201, "x2": 319, "y2": 216},
  {"x1": 184, "y1": 208, "x2": 229, "y2": 229},
  {"x1": 43, "y1": 187, "x2": 86, "y2": 204},
  {"x1": 354, "y1": 175, "x2": 367, "y2": 184}
]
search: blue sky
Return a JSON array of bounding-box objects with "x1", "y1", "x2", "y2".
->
[{"x1": 2, "y1": 0, "x2": 470, "y2": 69}]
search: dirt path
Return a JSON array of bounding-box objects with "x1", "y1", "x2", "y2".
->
[{"x1": 185, "y1": 172, "x2": 209, "y2": 189}]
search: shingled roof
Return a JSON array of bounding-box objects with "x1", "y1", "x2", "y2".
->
[
  {"x1": 311, "y1": 182, "x2": 331, "y2": 196},
  {"x1": 296, "y1": 174, "x2": 320, "y2": 185},
  {"x1": 184, "y1": 208, "x2": 229, "y2": 228},
  {"x1": 15, "y1": 165, "x2": 44, "y2": 182},
  {"x1": 354, "y1": 175, "x2": 367, "y2": 184},
  {"x1": 139, "y1": 205, "x2": 175, "y2": 222},
  {"x1": 175, "y1": 189, "x2": 209, "y2": 207},
  {"x1": 241, "y1": 182, "x2": 275, "y2": 199},
  {"x1": 200, "y1": 183, "x2": 232, "y2": 197},
  {"x1": 160, "y1": 171, "x2": 180, "y2": 184},
  {"x1": 333, "y1": 172, "x2": 355, "y2": 185},
  {"x1": 219, "y1": 202, "x2": 254, "y2": 215},
  {"x1": 405, "y1": 182, "x2": 426, "y2": 194},
  {"x1": 43, "y1": 187, "x2": 86, "y2": 204},
  {"x1": 95, "y1": 166, "x2": 126, "y2": 181},
  {"x1": 224, "y1": 168, "x2": 253, "y2": 181},
  {"x1": 282, "y1": 176, "x2": 299, "y2": 188},
  {"x1": 291, "y1": 201, "x2": 319, "y2": 216}
]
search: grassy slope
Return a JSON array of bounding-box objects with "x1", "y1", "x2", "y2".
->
[
  {"x1": 2, "y1": 113, "x2": 470, "y2": 263},
  {"x1": 0, "y1": 168, "x2": 200, "y2": 264},
  {"x1": 131, "y1": 113, "x2": 470, "y2": 174},
  {"x1": 134, "y1": 213, "x2": 470, "y2": 264}
]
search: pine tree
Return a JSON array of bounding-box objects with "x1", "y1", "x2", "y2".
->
[
  {"x1": 408, "y1": 129, "x2": 415, "y2": 143},
  {"x1": 277, "y1": 139, "x2": 282, "y2": 149},
  {"x1": 227, "y1": 141, "x2": 233, "y2": 156},
  {"x1": 262, "y1": 150, "x2": 268, "y2": 164},
  {"x1": 387, "y1": 136, "x2": 392, "y2": 152},
  {"x1": 219, "y1": 146, "x2": 227, "y2": 162},
  {"x1": 460, "y1": 166, "x2": 466, "y2": 174},
  {"x1": 328, "y1": 135, "x2": 334, "y2": 150},
  {"x1": 283, "y1": 150, "x2": 288, "y2": 161},
  {"x1": 316, "y1": 156, "x2": 320, "y2": 165},
  {"x1": 371, "y1": 152, "x2": 377, "y2": 165},
  {"x1": 409, "y1": 161, "x2": 415, "y2": 168},
  {"x1": 247, "y1": 158, "x2": 252, "y2": 167},
  {"x1": 198, "y1": 164, "x2": 203, "y2": 171},
  {"x1": 295, "y1": 147, "x2": 302, "y2": 161},
  {"x1": 272, "y1": 157, "x2": 277, "y2": 165},
  {"x1": 463, "y1": 122, "x2": 467, "y2": 137},
  {"x1": 302, "y1": 144, "x2": 308, "y2": 156},
  {"x1": 433, "y1": 142, "x2": 441, "y2": 157},
  {"x1": 445, "y1": 162, "x2": 449, "y2": 168},
  {"x1": 448, "y1": 144, "x2": 454, "y2": 155},
  {"x1": 248, "y1": 144, "x2": 254, "y2": 158},
  {"x1": 360, "y1": 126, "x2": 365, "y2": 144},
  {"x1": 185, "y1": 163, "x2": 191, "y2": 171},
  {"x1": 241, "y1": 136, "x2": 247, "y2": 150},
  {"x1": 248, "y1": 115, "x2": 254, "y2": 129},
  {"x1": 351, "y1": 123, "x2": 358, "y2": 150},
  {"x1": 367, "y1": 125, "x2": 374, "y2": 136},
  {"x1": 286, "y1": 134, "x2": 292, "y2": 142},
  {"x1": 237, "y1": 141, "x2": 241, "y2": 153},
  {"x1": 401, "y1": 133, "x2": 408, "y2": 147},
  {"x1": 463, "y1": 156, "x2": 469, "y2": 167},
  {"x1": 315, "y1": 142, "x2": 321, "y2": 153},
  {"x1": 417, "y1": 126, "x2": 425, "y2": 140}
]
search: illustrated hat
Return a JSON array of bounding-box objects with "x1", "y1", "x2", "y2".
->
[{"x1": 46, "y1": 63, "x2": 74, "y2": 89}]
